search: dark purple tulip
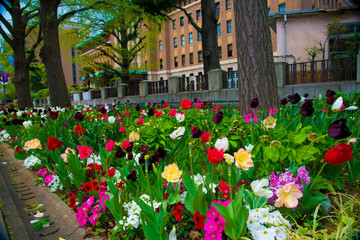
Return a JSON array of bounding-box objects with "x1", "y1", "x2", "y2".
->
[
  {"x1": 328, "y1": 119, "x2": 352, "y2": 139},
  {"x1": 250, "y1": 98, "x2": 259, "y2": 108},
  {"x1": 300, "y1": 100, "x2": 314, "y2": 117},
  {"x1": 11, "y1": 119, "x2": 20, "y2": 125},
  {"x1": 303, "y1": 93, "x2": 309, "y2": 98},
  {"x1": 138, "y1": 153, "x2": 146, "y2": 164},
  {"x1": 288, "y1": 93, "x2": 301, "y2": 104},
  {"x1": 50, "y1": 111, "x2": 59, "y2": 120},
  {"x1": 126, "y1": 170, "x2": 137, "y2": 182},
  {"x1": 280, "y1": 98, "x2": 288, "y2": 105},
  {"x1": 191, "y1": 126, "x2": 203, "y2": 138},
  {"x1": 213, "y1": 111, "x2": 224, "y2": 124},
  {"x1": 5, "y1": 121, "x2": 10, "y2": 126},
  {"x1": 327, "y1": 96, "x2": 336, "y2": 105},
  {"x1": 141, "y1": 145, "x2": 149, "y2": 153},
  {"x1": 41, "y1": 117, "x2": 46, "y2": 122},
  {"x1": 154, "y1": 147, "x2": 168, "y2": 159},
  {"x1": 135, "y1": 104, "x2": 140, "y2": 111},
  {"x1": 99, "y1": 106, "x2": 107, "y2": 114},
  {"x1": 19, "y1": 119, "x2": 25, "y2": 125},
  {"x1": 148, "y1": 108, "x2": 154, "y2": 116},
  {"x1": 74, "y1": 112, "x2": 84, "y2": 122},
  {"x1": 326, "y1": 89, "x2": 336, "y2": 97},
  {"x1": 63, "y1": 121, "x2": 68, "y2": 127},
  {"x1": 21, "y1": 113, "x2": 27, "y2": 118},
  {"x1": 2, "y1": 118, "x2": 6, "y2": 122},
  {"x1": 115, "y1": 146, "x2": 126, "y2": 158},
  {"x1": 127, "y1": 152, "x2": 134, "y2": 160},
  {"x1": 149, "y1": 155, "x2": 160, "y2": 164},
  {"x1": 126, "y1": 142, "x2": 134, "y2": 152}
]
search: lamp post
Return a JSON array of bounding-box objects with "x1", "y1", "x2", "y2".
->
[{"x1": 0, "y1": 66, "x2": 6, "y2": 105}]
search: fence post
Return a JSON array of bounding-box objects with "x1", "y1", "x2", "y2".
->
[
  {"x1": 168, "y1": 76, "x2": 182, "y2": 94},
  {"x1": 208, "y1": 69, "x2": 223, "y2": 91},
  {"x1": 357, "y1": 52, "x2": 360, "y2": 83},
  {"x1": 117, "y1": 84, "x2": 128, "y2": 98},
  {"x1": 274, "y1": 62, "x2": 287, "y2": 87},
  {"x1": 101, "y1": 88, "x2": 106, "y2": 100},
  {"x1": 139, "y1": 80, "x2": 150, "y2": 96}
]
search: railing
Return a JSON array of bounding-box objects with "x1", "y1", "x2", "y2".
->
[
  {"x1": 179, "y1": 74, "x2": 208, "y2": 92},
  {"x1": 126, "y1": 84, "x2": 140, "y2": 96},
  {"x1": 106, "y1": 88, "x2": 118, "y2": 98},
  {"x1": 148, "y1": 80, "x2": 169, "y2": 94},
  {"x1": 302, "y1": 0, "x2": 348, "y2": 10},
  {"x1": 287, "y1": 56, "x2": 356, "y2": 85},
  {"x1": 92, "y1": 90, "x2": 102, "y2": 99},
  {"x1": 222, "y1": 71, "x2": 238, "y2": 89}
]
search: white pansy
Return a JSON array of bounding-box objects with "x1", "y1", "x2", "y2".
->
[
  {"x1": 175, "y1": 113, "x2": 185, "y2": 122},
  {"x1": 34, "y1": 211, "x2": 44, "y2": 218},
  {"x1": 331, "y1": 96, "x2": 343, "y2": 112},
  {"x1": 170, "y1": 127, "x2": 185, "y2": 139},
  {"x1": 180, "y1": 191, "x2": 187, "y2": 204},
  {"x1": 108, "y1": 116, "x2": 116, "y2": 124},
  {"x1": 23, "y1": 120, "x2": 32, "y2": 129},
  {"x1": 318, "y1": 93, "x2": 322, "y2": 99},
  {"x1": 251, "y1": 179, "x2": 273, "y2": 199},
  {"x1": 245, "y1": 144, "x2": 254, "y2": 153},
  {"x1": 214, "y1": 137, "x2": 228, "y2": 152}
]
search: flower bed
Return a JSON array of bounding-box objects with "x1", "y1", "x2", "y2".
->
[{"x1": 1, "y1": 90, "x2": 360, "y2": 240}]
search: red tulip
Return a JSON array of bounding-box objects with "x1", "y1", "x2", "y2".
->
[
  {"x1": 47, "y1": 136, "x2": 62, "y2": 151},
  {"x1": 74, "y1": 125, "x2": 86, "y2": 136},
  {"x1": 324, "y1": 142, "x2": 353, "y2": 166},
  {"x1": 207, "y1": 147, "x2": 224, "y2": 164},
  {"x1": 77, "y1": 146, "x2": 93, "y2": 159},
  {"x1": 200, "y1": 131, "x2": 211, "y2": 143},
  {"x1": 181, "y1": 99, "x2": 192, "y2": 110}
]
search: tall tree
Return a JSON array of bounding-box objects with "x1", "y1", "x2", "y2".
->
[
  {"x1": 132, "y1": 0, "x2": 220, "y2": 74},
  {"x1": 39, "y1": 0, "x2": 104, "y2": 107},
  {"x1": 0, "y1": 0, "x2": 41, "y2": 108},
  {"x1": 234, "y1": 0, "x2": 279, "y2": 115}
]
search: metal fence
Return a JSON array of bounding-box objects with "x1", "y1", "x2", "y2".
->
[
  {"x1": 179, "y1": 74, "x2": 208, "y2": 92},
  {"x1": 92, "y1": 90, "x2": 102, "y2": 99},
  {"x1": 222, "y1": 71, "x2": 238, "y2": 89},
  {"x1": 126, "y1": 84, "x2": 140, "y2": 96},
  {"x1": 287, "y1": 56, "x2": 357, "y2": 85},
  {"x1": 148, "y1": 80, "x2": 169, "y2": 95},
  {"x1": 106, "y1": 88, "x2": 118, "y2": 98}
]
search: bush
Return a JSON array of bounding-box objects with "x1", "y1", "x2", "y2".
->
[{"x1": 36, "y1": 88, "x2": 50, "y2": 100}]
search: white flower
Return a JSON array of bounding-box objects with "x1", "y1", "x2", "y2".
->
[
  {"x1": 214, "y1": 137, "x2": 228, "y2": 152},
  {"x1": 86, "y1": 155, "x2": 101, "y2": 165},
  {"x1": 252, "y1": 227, "x2": 277, "y2": 240},
  {"x1": 16, "y1": 111, "x2": 22, "y2": 117},
  {"x1": 245, "y1": 144, "x2": 254, "y2": 153},
  {"x1": 34, "y1": 211, "x2": 44, "y2": 218},
  {"x1": 175, "y1": 113, "x2": 185, "y2": 122},
  {"x1": 180, "y1": 191, "x2": 187, "y2": 204},
  {"x1": 169, "y1": 226, "x2": 177, "y2": 240},
  {"x1": 251, "y1": 179, "x2": 273, "y2": 199},
  {"x1": 108, "y1": 116, "x2": 116, "y2": 123},
  {"x1": 331, "y1": 96, "x2": 343, "y2": 112},
  {"x1": 191, "y1": 173, "x2": 205, "y2": 185},
  {"x1": 318, "y1": 93, "x2": 322, "y2": 100},
  {"x1": 270, "y1": 226, "x2": 287, "y2": 240},
  {"x1": 23, "y1": 120, "x2": 32, "y2": 129},
  {"x1": 344, "y1": 106, "x2": 358, "y2": 111},
  {"x1": 170, "y1": 127, "x2": 185, "y2": 139},
  {"x1": 224, "y1": 153, "x2": 234, "y2": 165},
  {"x1": 23, "y1": 155, "x2": 41, "y2": 169}
]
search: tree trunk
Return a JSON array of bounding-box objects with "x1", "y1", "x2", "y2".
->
[
  {"x1": 201, "y1": 0, "x2": 220, "y2": 74},
  {"x1": 234, "y1": 0, "x2": 279, "y2": 116},
  {"x1": 39, "y1": 0, "x2": 71, "y2": 107}
]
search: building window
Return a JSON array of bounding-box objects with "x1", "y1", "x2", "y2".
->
[
  {"x1": 226, "y1": 0, "x2": 231, "y2": 10},
  {"x1": 160, "y1": 59, "x2": 163, "y2": 69},
  {"x1": 328, "y1": 22, "x2": 360, "y2": 57},
  {"x1": 198, "y1": 32, "x2": 202, "y2": 41},
  {"x1": 279, "y1": 4, "x2": 286, "y2": 13},
  {"x1": 217, "y1": 23, "x2": 221, "y2": 36},
  {"x1": 218, "y1": 46, "x2": 222, "y2": 58},
  {"x1": 196, "y1": 10, "x2": 201, "y2": 21},
  {"x1": 188, "y1": 13, "x2": 192, "y2": 23},
  {"x1": 227, "y1": 20, "x2": 232, "y2": 34},
  {"x1": 173, "y1": 19, "x2": 176, "y2": 29},
  {"x1": 227, "y1": 44, "x2": 233, "y2": 57},
  {"x1": 189, "y1": 53, "x2": 194, "y2": 64},
  {"x1": 198, "y1": 51, "x2": 203, "y2": 62},
  {"x1": 215, "y1": 2, "x2": 220, "y2": 18},
  {"x1": 268, "y1": 8, "x2": 271, "y2": 15},
  {"x1": 159, "y1": 40, "x2": 162, "y2": 51},
  {"x1": 174, "y1": 56, "x2": 178, "y2": 67},
  {"x1": 181, "y1": 35, "x2": 185, "y2": 46},
  {"x1": 180, "y1": 16, "x2": 184, "y2": 26},
  {"x1": 181, "y1": 54, "x2": 186, "y2": 66},
  {"x1": 174, "y1": 38, "x2": 177, "y2": 48},
  {"x1": 145, "y1": 60, "x2": 148, "y2": 69},
  {"x1": 71, "y1": 47, "x2": 77, "y2": 84},
  {"x1": 189, "y1": 32, "x2": 193, "y2": 44}
]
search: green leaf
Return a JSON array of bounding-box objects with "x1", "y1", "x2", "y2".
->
[
  {"x1": 295, "y1": 145, "x2": 318, "y2": 162},
  {"x1": 229, "y1": 140, "x2": 238, "y2": 148},
  {"x1": 166, "y1": 194, "x2": 180, "y2": 205},
  {"x1": 294, "y1": 133, "x2": 308, "y2": 144}
]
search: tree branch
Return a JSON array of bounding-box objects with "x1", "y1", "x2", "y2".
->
[
  {"x1": 21, "y1": 0, "x2": 33, "y2": 12},
  {"x1": 23, "y1": 9, "x2": 39, "y2": 21},
  {"x1": 25, "y1": 23, "x2": 38, "y2": 38},
  {"x1": 26, "y1": 25, "x2": 42, "y2": 66},
  {"x1": 0, "y1": 12, "x2": 14, "y2": 35},
  {"x1": 175, "y1": 6, "x2": 202, "y2": 33},
  {"x1": 0, "y1": 25, "x2": 13, "y2": 48},
  {"x1": 0, "y1": 0, "x2": 12, "y2": 13},
  {"x1": 57, "y1": 1, "x2": 107, "y2": 24}
]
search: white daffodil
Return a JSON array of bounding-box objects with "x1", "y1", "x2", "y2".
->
[
  {"x1": 108, "y1": 116, "x2": 116, "y2": 124},
  {"x1": 214, "y1": 137, "x2": 228, "y2": 152},
  {"x1": 251, "y1": 179, "x2": 273, "y2": 199},
  {"x1": 331, "y1": 96, "x2": 343, "y2": 112},
  {"x1": 175, "y1": 113, "x2": 185, "y2": 122},
  {"x1": 170, "y1": 127, "x2": 185, "y2": 139}
]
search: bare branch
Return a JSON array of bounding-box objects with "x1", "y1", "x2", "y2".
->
[
  {"x1": 21, "y1": 0, "x2": 33, "y2": 12},
  {"x1": 26, "y1": 25, "x2": 42, "y2": 66},
  {"x1": 25, "y1": 23, "x2": 38, "y2": 38},
  {"x1": 0, "y1": 25, "x2": 13, "y2": 48},
  {"x1": 23, "y1": 9, "x2": 39, "y2": 21},
  {"x1": 175, "y1": 6, "x2": 202, "y2": 33},
  {"x1": 57, "y1": 1, "x2": 107, "y2": 24},
  {"x1": 0, "y1": 0, "x2": 12, "y2": 13},
  {"x1": 0, "y1": 12, "x2": 14, "y2": 35}
]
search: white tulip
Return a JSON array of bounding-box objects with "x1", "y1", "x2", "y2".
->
[
  {"x1": 175, "y1": 113, "x2": 185, "y2": 122},
  {"x1": 344, "y1": 106, "x2": 358, "y2": 111},
  {"x1": 245, "y1": 144, "x2": 254, "y2": 153},
  {"x1": 169, "y1": 226, "x2": 177, "y2": 240},
  {"x1": 331, "y1": 96, "x2": 343, "y2": 112},
  {"x1": 23, "y1": 120, "x2": 32, "y2": 129},
  {"x1": 170, "y1": 127, "x2": 185, "y2": 139},
  {"x1": 214, "y1": 137, "x2": 228, "y2": 152},
  {"x1": 251, "y1": 179, "x2": 273, "y2": 199},
  {"x1": 108, "y1": 116, "x2": 116, "y2": 124}
]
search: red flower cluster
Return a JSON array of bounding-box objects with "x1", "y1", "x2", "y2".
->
[
  {"x1": 218, "y1": 180, "x2": 230, "y2": 199},
  {"x1": 324, "y1": 142, "x2": 353, "y2": 166},
  {"x1": 69, "y1": 192, "x2": 77, "y2": 210},
  {"x1": 117, "y1": 180, "x2": 126, "y2": 190},
  {"x1": 172, "y1": 203, "x2": 183, "y2": 221},
  {"x1": 74, "y1": 125, "x2": 86, "y2": 136},
  {"x1": 193, "y1": 211, "x2": 206, "y2": 229},
  {"x1": 47, "y1": 136, "x2": 62, "y2": 151},
  {"x1": 80, "y1": 180, "x2": 107, "y2": 192},
  {"x1": 181, "y1": 99, "x2": 192, "y2": 110},
  {"x1": 87, "y1": 163, "x2": 104, "y2": 175}
]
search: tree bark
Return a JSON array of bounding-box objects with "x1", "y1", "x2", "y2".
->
[
  {"x1": 39, "y1": 0, "x2": 71, "y2": 107},
  {"x1": 201, "y1": 0, "x2": 221, "y2": 74},
  {"x1": 234, "y1": 0, "x2": 279, "y2": 116}
]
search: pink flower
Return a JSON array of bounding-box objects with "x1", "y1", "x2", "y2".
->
[
  {"x1": 269, "y1": 106, "x2": 278, "y2": 116},
  {"x1": 105, "y1": 140, "x2": 116, "y2": 152},
  {"x1": 206, "y1": 207, "x2": 219, "y2": 220},
  {"x1": 245, "y1": 110, "x2": 258, "y2": 124},
  {"x1": 98, "y1": 190, "x2": 109, "y2": 212},
  {"x1": 204, "y1": 219, "x2": 218, "y2": 233},
  {"x1": 75, "y1": 210, "x2": 87, "y2": 226},
  {"x1": 195, "y1": 103, "x2": 205, "y2": 109},
  {"x1": 201, "y1": 131, "x2": 211, "y2": 143},
  {"x1": 35, "y1": 168, "x2": 47, "y2": 177},
  {"x1": 119, "y1": 126, "x2": 126, "y2": 133},
  {"x1": 137, "y1": 118, "x2": 144, "y2": 125},
  {"x1": 122, "y1": 139, "x2": 131, "y2": 150},
  {"x1": 275, "y1": 182, "x2": 303, "y2": 208},
  {"x1": 204, "y1": 232, "x2": 222, "y2": 240},
  {"x1": 88, "y1": 213, "x2": 100, "y2": 225},
  {"x1": 77, "y1": 146, "x2": 93, "y2": 159},
  {"x1": 44, "y1": 174, "x2": 53, "y2": 184},
  {"x1": 169, "y1": 109, "x2": 178, "y2": 116}
]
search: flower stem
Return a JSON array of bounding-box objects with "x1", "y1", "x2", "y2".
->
[
  {"x1": 300, "y1": 134, "x2": 328, "y2": 163},
  {"x1": 308, "y1": 162, "x2": 327, "y2": 192},
  {"x1": 228, "y1": 165, "x2": 233, "y2": 200},
  {"x1": 210, "y1": 164, "x2": 214, "y2": 201},
  {"x1": 285, "y1": 115, "x2": 300, "y2": 131}
]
